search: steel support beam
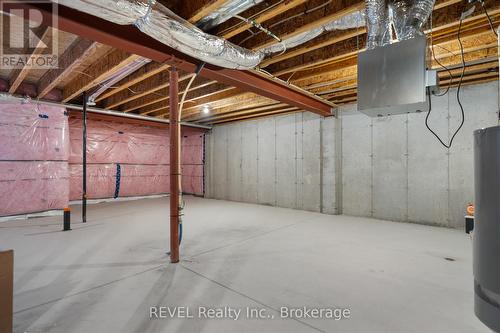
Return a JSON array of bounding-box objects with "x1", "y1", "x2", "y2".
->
[
  {"x1": 169, "y1": 69, "x2": 180, "y2": 264},
  {"x1": 6, "y1": 2, "x2": 334, "y2": 117}
]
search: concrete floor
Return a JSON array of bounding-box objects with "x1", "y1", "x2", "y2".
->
[{"x1": 0, "y1": 197, "x2": 487, "y2": 333}]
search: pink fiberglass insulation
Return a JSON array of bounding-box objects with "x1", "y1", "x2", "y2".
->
[
  {"x1": 69, "y1": 164, "x2": 171, "y2": 200},
  {"x1": 0, "y1": 101, "x2": 204, "y2": 217},
  {"x1": 181, "y1": 133, "x2": 204, "y2": 195},
  {"x1": 68, "y1": 114, "x2": 205, "y2": 200},
  {"x1": 182, "y1": 164, "x2": 203, "y2": 195},
  {"x1": 0, "y1": 101, "x2": 69, "y2": 217},
  {"x1": 68, "y1": 116, "x2": 170, "y2": 164},
  {"x1": 0, "y1": 101, "x2": 69, "y2": 161},
  {"x1": 0, "y1": 161, "x2": 69, "y2": 216}
]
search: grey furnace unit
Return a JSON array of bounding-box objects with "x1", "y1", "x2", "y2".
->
[{"x1": 474, "y1": 125, "x2": 500, "y2": 332}]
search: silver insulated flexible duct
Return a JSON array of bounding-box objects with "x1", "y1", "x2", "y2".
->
[
  {"x1": 54, "y1": 0, "x2": 366, "y2": 70},
  {"x1": 54, "y1": 0, "x2": 264, "y2": 69},
  {"x1": 261, "y1": 11, "x2": 365, "y2": 55},
  {"x1": 365, "y1": 0, "x2": 435, "y2": 49},
  {"x1": 196, "y1": 0, "x2": 264, "y2": 31},
  {"x1": 405, "y1": 0, "x2": 436, "y2": 38},
  {"x1": 365, "y1": 0, "x2": 387, "y2": 49},
  {"x1": 387, "y1": 0, "x2": 411, "y2": 41}
]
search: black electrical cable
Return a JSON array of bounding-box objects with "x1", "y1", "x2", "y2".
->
[
  {"x1": 480, "y1": 1, "x2": 498, "y2": 37},
  {"x1": 431, "y1": 45, "x2": 454, "y2": 97},
  {"x1": 425, "y1": 18, "x2": 466, "y2": 149},
  {"x1": 429, "y1": 10, "x2": 453, "y2": 97}
]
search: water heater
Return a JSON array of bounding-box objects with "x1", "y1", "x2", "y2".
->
[{"x1": 473, "y1": 125, "x2": 500, "y2": 332}]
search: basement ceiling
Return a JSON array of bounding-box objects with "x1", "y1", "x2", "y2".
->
[{"x1": 1, "y1": 0, "x2": 498, "y2": 125}]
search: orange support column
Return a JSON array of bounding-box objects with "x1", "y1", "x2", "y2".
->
[{"x1": 169, "y1": 68, "x2": 180, "y2": 263}]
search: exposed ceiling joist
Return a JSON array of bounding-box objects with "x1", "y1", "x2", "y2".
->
[
  {"x1": 210, "y1": 108, "x2": 299, "y2": 124},
  {"x1": 9, "y1": 27, "x2": 53, "y2": 94},
  {"x1": 146, "y1": 89, "x2": 252, "y2": 117},
  {"x1": 182, "y1": 92, "x2": 264, "y2": 117},
  {"x1": 104, "y1": 71, "x2": 169, "y2": 109},
  {"x1": 187, "y1": 0, "x2": 229, "y2": 23},
  {"x1": 104, "y1": 73, "x2": 195, "y2": 110},
  {"x1": 38, "y1": 38, "x2": 98, "y2": 98},
  {"x1": 253, "y1": 2, "x2": 366, "y2": 51},
  {"x1": 183, "y1": 96, "x2": 277, "y2": 121},
  {"x1": 62, "y1": 50, "x2": 141, "y2": 102},
  {"x1": 260, "y1": 29, "x2": 366, "y2": 68},
  {"x1": 13, "y1": 2, "x2": 336, "y2": 117},
  {"x1": 94, "y1": 63, "x2": 169, "y2": 103},
  {"x1": 194, "y1": 102, "x2": 287, "y2": 123},
  {"x1": 220, "y1": 0, "x2": 307, "y2": 39},
  {"x1": 132, "y1": 84, "x2": 234, "y2": 115},
  {"x1": 434, "y1": 0, "x2": 462, "y2": 10},
  {"x1": 119, "y1": 77, "x2": 220, "y2": 113}
]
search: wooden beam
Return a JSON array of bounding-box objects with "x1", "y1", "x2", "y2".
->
[
  {"x1": 102, "y1": 71, "x2": 170, "y2": 109},
  {"x1": 209, "y1": 108, "x2": 300, "y2": 124},
  {"x1": 134, "y1": 85, "x2": 235, "y2": 115},
  {"x1": 436, "y1": 61, "x2": 498, "y2": 78},
  {"x1": 145, "y1": 89, "x2": 253, "y2": 117},
  {"x1": 103, "y1": 73, "x2": 199, "y2": 110},
  {"x1": 434, "y1": 0, "x2": 462, "y2": 10},
  {"x1": 181, "y1": 92, "x2": 264, "y2": 118},
  {"x1": 220, "y1": 0, "x2": 307, "y2": 39},
  {"x1": 280, "y1": 50, "x2": 359, "y2": 80},
  {"x1": 188, "y1": 0, "x2": 229, "y2": 23},
  {"x1": 62, "y1": 50, "x2": 141, "y2": 102},
  {"x1": 273, "y1": 13, "x2": 499, "y2": 82},
  {"x1": 320, "y1": 62, "x2": 499, "y2": 100},
  {"x1": 94, "y1": 63, "x2": 169, "y2": 103},
  {"x1": 260, "y1": 28, "x2": 365, "y2": 68},
  {"x1": 185, "y1": 98, "x2": 281, "y2": 121},
  {"x1": 265, "y1": 3, "x2": 498, "y2": 77},
  {"x1": 195, "y1": 102, "x2": 286, "y2": 123},
  {"x1": 253, "y1": 2, "x2": 366, "y2": 51},
  {"x1": 122, "y1": 78, "x2": 222, "y2": 113},
  {"x1": 9, "y1": 27, "x2": 53, "y2": 94},
  {"x1": 38, "y1": 38, "x2": 98, "y2": 98},
  {"x1": 440, "y1": 72, "x2": 499, "y2": 86},
  {"x1": 182, "y1": 87, "x2": 243, "y2": 113}
]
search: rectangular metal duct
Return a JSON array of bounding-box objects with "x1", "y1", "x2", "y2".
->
[{"x1": 357, "y1": 36, "x2": 428, "y2": 117}]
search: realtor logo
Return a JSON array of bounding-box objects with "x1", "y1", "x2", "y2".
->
[{"x1": 0, "y1": 1, "x2": 58, "y2": 69}]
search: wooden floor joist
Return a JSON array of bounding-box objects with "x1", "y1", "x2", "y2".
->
[
  {"x1": 38, "y1": 38, "x2": 98, "y2": 98},
  {"x1": 94, "y1": 63, "x2": 169, "y2": 103},
  {"x1": 210, "y1": 108, "x2": 300, "y2": 124},
  {"x1": 219, "y1": 0, "x2": 308, "y2": 40},
  {"x1": 63, "y1": 50, "x2": 141, "y2": 102},
  {"x1": 253, "y1": 2, "x2": 366, "y2": 51},
  {"x1": 5, "y1": 0, "x2": 499, "y2": 124},
  {"x1": 9, "y1": 27, "x2": 54, "y2": 94},
  {"x1": 194, "y1": 102, "x2": 287, "y2": 123},
  {"x1": 188, "y1": 0, "x2": 229, "y2": 23}
]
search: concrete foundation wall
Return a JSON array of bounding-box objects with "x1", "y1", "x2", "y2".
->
[
  {"x1": 205, "y1": 81, "x2": 499, "y2": 228},
  {"x1": 205, "y1": 113, "x2": 330, "y2": 212}
]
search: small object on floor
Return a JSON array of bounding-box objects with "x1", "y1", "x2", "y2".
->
[{"x1": 63, "y1": 207, "x2": 71, "y2": 231}]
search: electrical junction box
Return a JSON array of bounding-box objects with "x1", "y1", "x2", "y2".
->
[{"x1": 357, "y1": 36, "x2": 436, "y2": 117}]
